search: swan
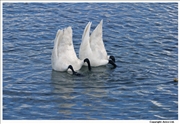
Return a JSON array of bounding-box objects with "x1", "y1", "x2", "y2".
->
[
  {"x1": 51, "y1": 26, "x2": 91, "y2": 75},
  {"x1": 79, "y1": 20, "x2": 116, "y2": 68}
]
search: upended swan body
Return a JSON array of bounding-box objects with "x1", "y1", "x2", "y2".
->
[
  {"x1": 79, "y1": 20, "x2": 116, "y2": 68},
  {"x1": 51, "y1": 27, "x2": 91, "y2": 74}
]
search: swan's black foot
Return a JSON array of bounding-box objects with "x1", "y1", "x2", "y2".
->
[
  {"x1": 109, "y1": 56, "x2": 115, "y2": 63},
  {"x1": 108, "y1": 59, "x2": 117, "y2": 69},
  {"x1": 67, "y1": 65, "x2": 83, "y2": 76}
]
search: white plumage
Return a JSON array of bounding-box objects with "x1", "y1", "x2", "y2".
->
[
  {"x1": 51, "y1": 27, "x2": 91, "y2": 73},
  {"x1": 79, "y1": 20, "x2": 116, "y2": 67}
]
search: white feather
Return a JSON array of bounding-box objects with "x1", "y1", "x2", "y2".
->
[
  {"x1": 51, "y1": 27, "x2": 84, "y2": 72},
  {"x1": 79, "y1": 20, "x2": 110, "y2": 67}
]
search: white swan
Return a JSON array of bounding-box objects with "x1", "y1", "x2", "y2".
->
[
  {"x1": 51, "y1": 27, "x2": 91, "y2": 75},
  {"x1": 79, "y1": 20, "x2": 116, "y2": 68}
]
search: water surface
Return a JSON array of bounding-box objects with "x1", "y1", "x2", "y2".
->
[{"x1": 3, "y1": 3, "x2": 178, "y2": 120}]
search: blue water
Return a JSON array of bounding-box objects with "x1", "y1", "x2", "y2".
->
[{"x1": 3, "y1": 3, "x2": 178, "y2": 120}]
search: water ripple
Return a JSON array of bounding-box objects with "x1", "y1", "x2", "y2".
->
[{"x1": 3, "y1": 2, "x2": 178, "y2": 120}]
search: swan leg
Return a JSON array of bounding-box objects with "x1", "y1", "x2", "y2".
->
[
  {"x1": 109, "y1": 56, "x2": 115, "y2": 63},
  {"x1": 67, "y1": 65, "x2": 82, "y2": 76},
  {"x1": 108, "y1": 60, "x2": 117, "y2": 68},
  {"x1": 84, "y1": 58, "x2": 91, "y2": 71}
]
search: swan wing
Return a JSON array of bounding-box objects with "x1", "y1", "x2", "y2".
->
[
  {"x1": 52, "y1": 27, "x2": 82, "y2": 71},
  {"x1": 57, "y1": 27, "x2": 71, "y2": 54},
  {"x1": 53, "y1": 29, "x2": 63, "y2": 58},
  {"x1": 79, "y1": 22, "x2": 92, "y2": 59},
  {"x1": 56, "y1": 27, "x2": 77, "y2": 59},
  {"x1": 61, "y1": 27, "x2": 83, "y2": 71},
  {"x1": 90, "y1": 20, "x2": 108, "y2": 59}
]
